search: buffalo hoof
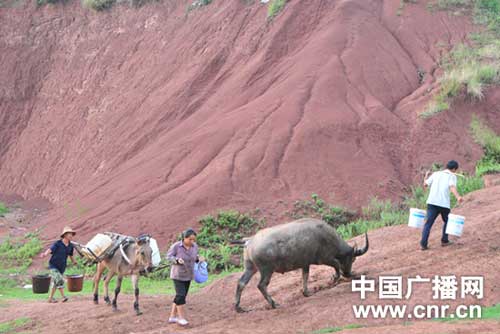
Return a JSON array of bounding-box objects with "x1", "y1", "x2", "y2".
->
[
  {"x1": 135, "y1": 310, "x2": 143, "y2": 316},
  {"x1": 235, "y1": 306, "x2": 247, "y2": 313},
  {"x1": 93, "y1": 300, "x2": 99, "y2": 305},
  {"x1": 112, "y1": 305, "x2": 118, "y2": 312},
  {"x1": 271, "y1": 302, "x2": 280, "y2": 309},
  {"x1": 303, "y1": 290, "x2": 312, "y2": 297},
  {"x1": 104, "y1": 296, "x2": 111, "y2": 305}
]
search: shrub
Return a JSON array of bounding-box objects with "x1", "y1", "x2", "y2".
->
[
  {"x1": 82, "y1": 0, "x2": 115, "y2": 11},
  {"x1": 290, "y1": 194, "x2": 358, "y2": 228},
  {"x1": 196, "y1": 210, "x2": 263, "y2": 272},
  {"x1": 477, "y1": 0, "x2": 500, "y2": 13}
]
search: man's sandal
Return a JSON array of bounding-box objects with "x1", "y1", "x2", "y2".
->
[
  {"x1": 48, "y1": 298, "x2": 58, "y2": 303},
  {"x1": 62, "y1": 297, "x2": 68, "y2": 303}
]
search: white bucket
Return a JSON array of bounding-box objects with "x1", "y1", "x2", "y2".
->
[
  {"x1": 408, "y1": 208, "x2": 426, "y2": 229},
  {"x1": 149, "y1": 238, "x2": 161, "y2": 267},
  {"x1": 84, "y1": 233, "x2": 113, "y2": 258},
  {"x1": 446, "y1": 214, "x2": 465, "y2": 237}
]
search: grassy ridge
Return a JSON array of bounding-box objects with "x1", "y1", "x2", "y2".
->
[
  {"x1": 471, "y1": 115, "x2": 500, "y2": 176},
  {"x1": 422, "y1": 0, "x2": 500, "y2": 117}
]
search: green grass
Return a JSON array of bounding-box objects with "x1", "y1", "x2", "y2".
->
[
  {"x1": 0, "y1": 202, "x2": 8, "y2": 216},
  {"x1": 421, "y1": 97, "x2": 450, "y2": 117},
  {"x1": 422, "y1": 0, "x2": 500, "y2": 117},
  {"x1": 476, "y1": 157, "x2": 500, "y2": 175},
  {"x1": 0, "y1": 234, "x2": 43, "y2": 273},
  {"x1": 482, "y1": 303, "x2": 500, "y2": 319},
  {"x1": 0, "y1": 268, "x2": 239, "y2": 301},
  {"x1": 0, "y1": 317, "x2": 31, "y2": 334},
  {"x1": 471, "y1": 115, "x2": 500, "y2": 159},
  {"x1": 311, "y1": 324, "x2": 365, "y2": 334},
  {"x1": 471, "y1": 115, "x2": 500, "y2": 176},
  {"x1": 268, "y1": 0, "x2": 287, "y2": 19},
  {"x1": 337, "y1": 197, "x2": 405, "y2": 240}
]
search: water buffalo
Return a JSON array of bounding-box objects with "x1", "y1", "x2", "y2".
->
[{"x1": 232, "y1": 218, "x2": 369, "y2": 312}]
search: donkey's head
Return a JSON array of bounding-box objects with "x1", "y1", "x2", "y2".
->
[{"x1": 133, "y1": 234, "x2": 153, "y2": 272}]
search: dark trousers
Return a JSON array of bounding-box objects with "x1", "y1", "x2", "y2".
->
[
  {"x1": 420, "y1": 204, "x2": 450, "y2": 248},
  {"x1": 173, "y1": 279, "x2": 191, "y2": 305}
]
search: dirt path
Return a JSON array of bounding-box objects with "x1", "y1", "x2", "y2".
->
[{"x1": 1, "y1": 176, "x2": 499, "y2": 333}]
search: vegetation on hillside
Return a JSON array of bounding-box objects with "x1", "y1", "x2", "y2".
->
[
  {"x1": 268, "y1": 0, "x2": 288, "y2": 19},
  {"x1": 0, "y1": 202, "x2": 8, "y2": 217},
  {"x1": 81, "y1": 0, "x2": 115, "y2": 11},
  {"x1": 0, "y1": 233, "x2": 42, "y2": 273},
  {"x1": 0, "y1": 317, "x2": 32, "y2": 334},
  {"x1": 470, "y1": 115, "x2": 500, "y2": 175},
  {"x1": 289, "y1": 194, "x2": 358, "y2": 227},
  {"x1": 422, "y1": 0, "x2": 500, "y2": 117}
]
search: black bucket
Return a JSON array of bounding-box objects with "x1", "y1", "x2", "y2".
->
[{"x1": 32, "y1": 274, "x2": 51, "y2": 294}]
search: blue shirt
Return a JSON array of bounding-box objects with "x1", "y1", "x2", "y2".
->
[{"x1": 49, "y1": 240, "x2": 74, "y2": 273}]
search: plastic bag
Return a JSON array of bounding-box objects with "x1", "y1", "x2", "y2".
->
[{"x1": 194, "y1": 261, "x2": 208, "y2": 283}]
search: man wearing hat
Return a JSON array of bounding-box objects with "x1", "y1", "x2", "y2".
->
[{"x1": 40, "y1": 226, "x2": 78, "y2": 303}]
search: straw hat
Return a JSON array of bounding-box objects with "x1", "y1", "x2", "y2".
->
[{"x1": 60, "y1": 226, "x2": 76, "y2": 238}]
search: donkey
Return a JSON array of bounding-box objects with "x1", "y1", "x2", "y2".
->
[{"x1": 92, "y1": 234, "x2": 153, "y2": 315}]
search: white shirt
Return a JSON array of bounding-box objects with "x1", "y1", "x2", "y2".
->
[{"x1": 425, "y1": 170, "x2": 457, "y2": 209}]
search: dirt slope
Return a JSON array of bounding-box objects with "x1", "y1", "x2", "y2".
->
[
  {"x1": 1, "y1": 175, "x2": 499, "y2": 334},
  {"x1": 1, "y1": 0, "x2": 500, "y2": 243}
]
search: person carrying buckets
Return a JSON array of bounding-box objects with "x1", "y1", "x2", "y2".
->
[
  {"x1": 420, "y1": 160, "x2": 463, "y2": 250},
  {"x1": 40, "y1": 226, "x2": 78, "y2": 303},
  {"x1": 166, "y1": 228, "x2": 207, "y2": 327}
]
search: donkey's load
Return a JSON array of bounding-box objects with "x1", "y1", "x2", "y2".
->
[{"x1": 80, "y1": 233, "x2": 114, "y2": 261}]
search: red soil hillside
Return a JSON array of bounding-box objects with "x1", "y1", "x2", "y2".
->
[{"x1": 1, "y1": 0, "x2": 500, "y2": 243}]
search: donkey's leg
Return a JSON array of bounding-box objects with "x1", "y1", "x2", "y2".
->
[
  {"x1": 112, "y1": 275, "x2": 123, "y2": 312},
  {"x1": 93, "y1": 263, "x2": 104, "y2": 305},
  {"x1": 103, "y1": 271, "x2": 115, "y2": 305},
  {"x1": 131, "y1": 274, "x2": 142, "y2": 316}
]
